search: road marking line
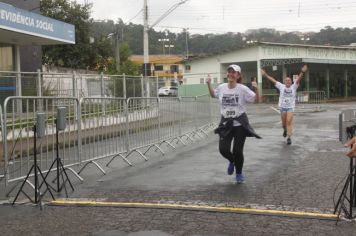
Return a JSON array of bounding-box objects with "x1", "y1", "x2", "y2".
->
[
  {"x1": 50, "y1": 199, "x2": 337, "y2": 219},
  {"x1": 270, "y1": 106, "x2": 280, "y2": 114}
]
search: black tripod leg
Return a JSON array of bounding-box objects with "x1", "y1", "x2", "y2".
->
[
  {"x1": 59, "y1": 159, "x2": 74, "y2": 191},
  {"x1": 39, "y1": 158, "x2": 57, "y2": 191},
  {"x1": 59, "y1": 166, "x2": 69, "y2": 197},
  {"x1": 334, "y1": 174, "x2": 351, "y2": 214},
  {"x1": 336, "y1": 175, "x2": 352, "y2": 224},
  {"x1": 12, "y1": 165, "x2": 34, "y2": 205},
  {"x1": 37, "y1": 167, "x2": 55, "y2": 201}
]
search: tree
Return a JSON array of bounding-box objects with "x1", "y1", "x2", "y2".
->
[{"x1": 40, "y1": 0, "x2": 112, "y2": 69}]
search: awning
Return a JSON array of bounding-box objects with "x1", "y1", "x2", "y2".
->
[{"x1": 0, "y1": 2, "x2": 75, "y2": 45}]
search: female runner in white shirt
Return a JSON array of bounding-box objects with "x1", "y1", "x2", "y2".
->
[
  {"x1": 207, "y1": 64, "x2": 259, "y2": 183},
  {"x1": 261, "y1": 65, "x2": 308, "y2": 145}
]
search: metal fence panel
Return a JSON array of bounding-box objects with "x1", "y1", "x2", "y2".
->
[
  {"x1": 126, "y1": 76, "x2": 144, "y2": 98},
  {"x1": 262, "y1": 90, "x2": 326, "y2": 105},
  {"x1": 158, "y1": 97, "x2": 181, "y2": 142},
  {"x1": 296, "y1": 91, "x2": 326, "y2": 104},
  {"x1": 3, "y1": 96, "x2": 80, "y2": 184},
  {"x1": 80, "y1": 97, "x2": 127, "y2": 163},
  {"x1": 126, "y1": 97, "x2": 159, "y2": 151},
  {"x1": 105, "y1": 75, "x2": 125, "y2": 98},
  {"x1": 196, "y1": 94, "x2": 214, "y2": 126},
  {"x1": 42, "y1": 72, "x2": 77, "y2": 97},
  {"x1": 179, "y1": 96, "x2": 198, "y2": 135}
]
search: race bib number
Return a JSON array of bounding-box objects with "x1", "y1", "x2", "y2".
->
[
  {"x1": 283, "y1": 98, "x2": 291, "y2": 105},
  {"x1": 222, "y1": 106, "x2": 239, "y2": 118}
]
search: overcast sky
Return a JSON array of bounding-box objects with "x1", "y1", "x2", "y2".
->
[{"x1": 78, "y1": 0, "x2": 356, "y2": 34}]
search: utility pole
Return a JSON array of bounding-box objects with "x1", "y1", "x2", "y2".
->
[
  {"x1": 143, "y1": 0, "x2": 149, "y2": 77},
  {"x1": 143, "y1": 2, "x2": 189, "y2": 70},
  {"x1": 143, "y1": 0, "x2": 189, "y2": 96},
  {"x1": 115, "y1": 29, "x2": 120, "y2": 72},
  {"x1": 184, "y1": 28, "x2": 189, "y2": 59}
]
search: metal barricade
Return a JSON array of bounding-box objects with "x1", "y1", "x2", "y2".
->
[
  {"x1": 262, "y1": 94, "x2": 279, "y2": 104},
  {"x1": 1, "y1": 93, "x2": 220, "y2": 186},
  {"x1": 179, "y1": 96, "x2": 200, "y2": 141},
  {"x1": 106, "y1": 75, "x2": 125, "y2": 98},
  {"x1": 80, "y1": 97, "x2": 127, "y2": 172},
  {"x1": 263, "y1": 91, "x2": 326, "y2": 105},
  {"x1": 125, "y1": 75, "x2": 144, "y2": 98},
  {"x1": 195, "y1": 94, "x2": 215, "y2": 134},
  {"x1": 42, "y1": 72, "x2": 76, "y2": 97},
  {"x1": 3, "y1": 96, "x2": 81, "y2": 185},
  {"x1": 297, "y1": 91, "x2": 326, "y2": 104},
  {"x1": 118, "y1": 97, "x2": 161, "y2": 164},
  {"x1": 158, "y1": 97, "x2": 183, "y2": 147}
]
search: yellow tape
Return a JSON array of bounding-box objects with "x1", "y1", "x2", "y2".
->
[{"x1": 50, "y1": 200, "x2": 337, "y2": 219}]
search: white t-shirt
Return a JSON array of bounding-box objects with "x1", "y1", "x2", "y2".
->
[
  {"x1": 214, "y1": 83, "x2": 256, "y2": 126},
  {"x1": 275, "y1": 81, "x2": 299, "y2": 108}
]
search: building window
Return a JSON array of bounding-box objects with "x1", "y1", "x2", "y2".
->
[
  {"x1": 170, "y1": 65, "x2": 178, "y2": 73},
  {"x1": 185, "y1": 65, "x2": 191, "y2": 71},
  {"x1": 0, "y1": 44, "x2": 13, "y2": 71},
  {"x1": 200, "y1": 78, "x2": 204, "y2": 84},
  {"x1": 154, "y1": 65, "x2": 163, "y2": 71},
  {"x1": 213, "y1": 77, "x2": 218, "y2": 83}
]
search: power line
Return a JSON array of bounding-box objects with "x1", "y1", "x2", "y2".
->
[{"x1": 127, "y1": 9, "x2": 143, "y2": 23}]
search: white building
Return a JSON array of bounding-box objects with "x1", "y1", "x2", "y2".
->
[{"x1": 184, "y1": 42, "x2": 356, "y2": 100}]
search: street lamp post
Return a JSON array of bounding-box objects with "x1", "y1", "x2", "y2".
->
[
  {"x1": 184, "y1": 28, "x2": 189, "y2": 59},
  {"x1": 158, "y1": 38, "x2": 169, "y2": 55},
  {"x1": 246, "y1": 40, "x2": 257, "y2": 45},
  {"x1": 165, "y1": 44, "x2": 174, "y2": 55},
  {"x1": 301, "y1": 36, "x2": 310, "y2": 44}
]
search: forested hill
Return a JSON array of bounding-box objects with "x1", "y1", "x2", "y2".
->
[
  {"x1": 40, "y1": 0, "x2": 356, "y2": 71},
  {"x1": 92, "y1": 19, "x2": 356, "y2": 56}
]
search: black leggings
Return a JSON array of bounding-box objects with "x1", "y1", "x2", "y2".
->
[{"x1": 218, "y1": 126, "x2": 247, "y2": 174}]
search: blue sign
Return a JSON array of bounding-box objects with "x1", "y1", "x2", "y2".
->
[
  {"x1": 0, "y1": 86, "x2": 15, "y2": 91},
  {"x1": 0, "y1": 2, "x2": 75, "y2": 44}
]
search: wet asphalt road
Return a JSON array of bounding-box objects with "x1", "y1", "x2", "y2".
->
[{"x1": 1, "y1": 102, "x2": 356, "y2": 235}]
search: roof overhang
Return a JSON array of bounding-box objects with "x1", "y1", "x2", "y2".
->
[{"x1": 0, "y1": 2, "x2": 75, "y2": 45}]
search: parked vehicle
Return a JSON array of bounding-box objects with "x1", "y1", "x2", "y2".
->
[{"x1": 158, "y1": 86, "x2": 178, "y2": 96}]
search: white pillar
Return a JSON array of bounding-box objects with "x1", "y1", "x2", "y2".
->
[
  {"x1": 15, "y1": 45, "x2": 22, "y2": 114},
  {"x1": 15, "y1": 45, "x2": 21, "y2": 96},
  {"x1": 257, "y1": 60, "x2": 262, "y2": 103},
  {"x1": 143, "y1": 0, "x2": 150, "y2": 97},
  {"x1": 282, "y1": 65, "x2": 287, "y2": 79}
]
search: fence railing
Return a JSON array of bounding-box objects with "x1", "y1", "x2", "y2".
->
[
  {"x1": 0, "y1": 95, "x2": 218, "y2": 187},
  {"x1": 262, "y1": 90, "x2": 326, "y2": 105},
  {"x1": 0, "y1": 89, "x2": 328, "y2": 188},
  {"x1": 0, "y1": 71, "x2": 161, "y2": 102},
  {"x1": 2, "y1": 97, "x2": 81, "y2": 185}
]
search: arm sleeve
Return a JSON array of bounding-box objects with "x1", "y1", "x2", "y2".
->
[
  {"x1": 275, "y1": 81, "x2": 283, "y2": 91},
  {"x1": 243, "y1": 85, "x2": 256, "y2": 103}
]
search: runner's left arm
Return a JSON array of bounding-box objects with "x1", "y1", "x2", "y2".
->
[{"x1": 295, "y1": 65, "x2": 308, "y2": 85}]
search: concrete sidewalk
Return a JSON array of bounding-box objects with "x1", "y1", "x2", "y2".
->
[{"x1": 1, "y1": 103, "x2": 356, "y2": 235}]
